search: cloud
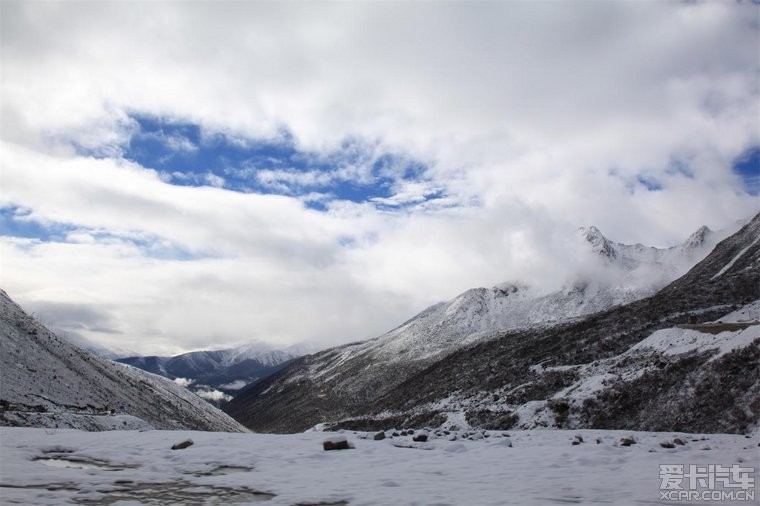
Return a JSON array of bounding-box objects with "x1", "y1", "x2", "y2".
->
[
  {"x1": 219, "y1": 380, "x2": 248, "y2": 391},
  {"x1": 370, "y1": 181, "x2": 444, "y2": 208},
  {"x1": 22, "y1": 300, "x2": 120, "y2": 334},
  {"x1": 173, "y1": 377, "x2": 194, "y2": 388},
  {"x1": 204, "y1": 172, "x2": 225, "y2": 188},
  {"x1": 255, "y1": 168, "x2": 334, "y2": 193},
  {"x1": 0, "y1": 1, "x2": 758, "y2": 354},
  {"x1": 194, "y1": 388, "x2": 232, "y2": 403},
  {"x1": 141, "y1": 130, "x2": 197, "y2": 153}
]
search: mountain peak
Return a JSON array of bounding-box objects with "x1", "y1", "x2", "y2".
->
[
  {"x1": 681, "y1": 225, "x2": 712, "y2": 250},
  {"x1": 579, "y1": 225, "x2": 617, "y2": 259},
  {"x1": 579, "y1": 225, "x2": 602, "y2": 238}
]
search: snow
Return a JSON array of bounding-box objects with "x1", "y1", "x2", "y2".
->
[
  {"x1": 719, "y1": 300, "x2": 760, "y2": 323},
  {"x1": 581, "y1": 222, "x2": 732, "y2": 278},
  {"x1": 711, "y1": 234, "x2": 760, "y2": 280},
  {"x1": 631, "y1": 326, "x2": 760, "y2": 361},
  {"x1": 554, "y1": 371, "x2": 619, "y2": 400},
  {"x1": 0, "y1": 413, "x2": 154, "y2": 432},
  {"x1": 629, "y1": 301, "x2": 760, "y2": 361},
  {"x1": 336, "y1": 281, "x2": 661, "y2": 365},
  {"x1": 546, "y1": 301, "x2": 760, "y2": 412},
  {"x1": 323, "y1": 434, "x2": 348, "y2": 444},
  {"x1": 1, "y1": 427, "x2": 756, "y2": 505}
]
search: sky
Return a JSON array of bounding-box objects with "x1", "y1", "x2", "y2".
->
[{"x1": 1, "y1": 1, "x2": 758, "y2": 356}]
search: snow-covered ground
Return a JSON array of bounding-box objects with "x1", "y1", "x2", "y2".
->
[{"x1": 1, "y1": 427, "x2": 756, "y2": 505}]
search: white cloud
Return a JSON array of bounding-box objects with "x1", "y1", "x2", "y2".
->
[
  {"x1": 0, "y1": 1, "x2": 758, "y2": 354},
  {"x1": 256, "y1": 168, "x2": 334, "y2": 192},
  {"x1": 194, "y1": 389, "x2": 232, "y2": 403},
  {"x1": 219, "y1": 380, "x2": 248, "y2": 391},
  {"x1": 139, "y1": 130, "x2": 198, "y2": 153},
  {"x1": 204, "y1": 172, "x2": 225, "y2": 188},
  {"x1": 370, "y1": 181, "x2": 443, "y2": 207}
]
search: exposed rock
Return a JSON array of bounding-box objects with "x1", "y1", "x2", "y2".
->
[
  {"x1": 620, "y1": 436, "x2": 637, "y2": 447},
  {"x1": 323, "y1": 436, "x2": 351, "y2": 451},
  {"x1": 171, "y1": 439, "x2": 194, "y2": 450}
]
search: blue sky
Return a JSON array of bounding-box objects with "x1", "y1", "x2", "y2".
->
[
  {"x1": 0, "y1": 207, "x2": 64, "y2": 240},
  {"x1": 733, "y1": 147, "x2": 760, "y2": 196},
  {"x1": 119, "y1": 115, "x2": 438, "y2": 211}
]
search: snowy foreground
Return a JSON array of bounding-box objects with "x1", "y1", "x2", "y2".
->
[{"x1": 1, "y1": 427, "x2": 757, "y2": 505}]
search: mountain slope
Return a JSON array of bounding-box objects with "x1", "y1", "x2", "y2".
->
[
  {"x1": 336, "y1": 214, "x2": 760, "y2": 433},
  {"x1": 0, "y1": 290, "x2": 246, "y2": 432},
  {"x1": 225, "y1": 213, "x2": 759, "y2": 433},
  {"x1": 348, "y1": 223, "x2": 726, "y2": 365}
]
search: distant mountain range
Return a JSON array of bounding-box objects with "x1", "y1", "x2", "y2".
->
[
  {"x1": 0, "y1": 290, "x2": 246, "y2": 432},
  {"x1": 224, "y1": 214, "x2": 759, "y2": 434},
  {"x1": 117, "y1": 342, "x2": 317, "y2": 404}
]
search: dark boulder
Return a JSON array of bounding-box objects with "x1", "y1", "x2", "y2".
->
[
  {"x1": 323, "y1": 436, "x2": 351, "y2": 451},
  {"x1": 171, "y1": 439, "x2": 194, "y2": 450}
]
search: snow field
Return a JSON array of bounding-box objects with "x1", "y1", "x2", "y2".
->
[{"x1": 1, "y1": 427, "x2": 757, "y2": 505}]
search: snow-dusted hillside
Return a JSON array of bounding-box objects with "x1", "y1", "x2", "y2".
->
[
  {"x1": 226, "y1": 212, "x2": 760, "y2": 433},
  {"x1": 395, "y1": 301, "x2": 760, "y2": 433},
  {"x1": 0, "y1": 290, "x2": 246, "y2": 432}
]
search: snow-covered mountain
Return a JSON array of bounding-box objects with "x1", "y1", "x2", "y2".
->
[
  {"x1": 578, "y1": 223, "x2": 728, "y2": 282},
  {"x1": 274, "y1": 222, "x2": 728, "y2": 370},
  {"x1": 117, "y1": 341, "x2": 318, "y2": 403},
  {"x1": 0, "y1": 289, "x2": 246, "y2": 432},
  {"x1": 225, "y1": 214, "x2": 760, "y2": 433}
]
